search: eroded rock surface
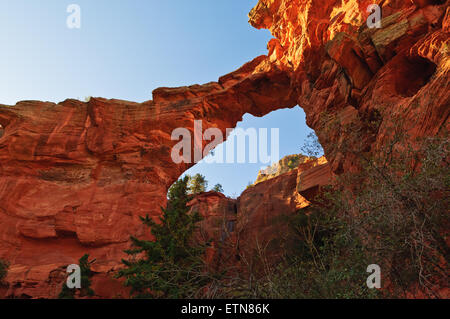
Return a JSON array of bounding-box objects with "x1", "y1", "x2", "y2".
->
[
  {"x1": 254, "y1": 154, "x2": 315, "y2": 185},
  {"x1": 0, "y1": 0, "x2": 448, "y2": 298},
  {"x1": 186, "y1": 155, "x2": 330, "y2": 276},
  {"x1": 0, "y1": 58, "x2": 295, "y2": 298}
]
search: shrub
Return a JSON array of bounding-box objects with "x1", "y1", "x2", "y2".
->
[
  {"x1": 301, "y1": 132, "x2": 324, "y2": 157},
  {"x1": 189, "y1": 173, "x2": 208, "y2": 194},
  {"x1": 215, "y1": 135, "x2": 448, "y2": 299},
  {"x1": 58, "y1": 254, "x2": 96, "y2": 299},
  {"x1": 284, "y1": 135, "x2": 448, "y2": 298},
  {"x1": 339, "y1": 135, "x2": 449, "y2": 298},
  {"x1": 118, "y1": 176, "x2": 219, "y2": 298},
  {"x1": 217, "y1": 206, "x2": 380, "y2": 299}
]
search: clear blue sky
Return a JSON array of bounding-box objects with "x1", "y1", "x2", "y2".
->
[{"x1": 0, "y1": 0, "x2": 316, "y2": 197}]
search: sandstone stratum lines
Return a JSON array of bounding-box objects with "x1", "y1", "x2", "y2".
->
[{"x1": 0, "y1": 0, "x2": 448, "y2": 298}]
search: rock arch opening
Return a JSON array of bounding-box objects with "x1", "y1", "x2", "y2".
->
[{"x1": 179, "y1": 106, "x2": 324, "y2": 198}]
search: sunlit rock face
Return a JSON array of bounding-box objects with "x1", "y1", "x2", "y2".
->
[
  {"x1": 234, "y1": 156, "x2": 330, "y2": 265},
  {"x1": 250, "y1": 0, "x2": 449, "y2": 175},
  {"x1": 185, "y1": 156, "x2": 330, "y2": 275},
  {"x1": 0, "y1": 58, "x2": 296, "y2": 298},
  {"x1": 0, "y1": 0, "x2": 448, "y2": 298},
  {"x1": 254, "y1": 154, "x2": 315, "y2": 185},
  {"x1": 187, "y1": 191, "x2": 238, "y2": 271}
]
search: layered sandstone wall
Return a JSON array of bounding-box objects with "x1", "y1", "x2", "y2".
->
[
  {"x1": 250, "y1": 0, "x2": 449, "y2": 175},
  {"x1": 186, "y1": 155, "x2": 330, "y2": 277},
  {"x1": 0, "y1": 59, "x2": 296, "y2": 298},
  {"x1": 254, "y1": 153, "x2": 315, "y2": 185},
  {"x1": 0, "y1": 0, "x2": 448, "y2": 298}
]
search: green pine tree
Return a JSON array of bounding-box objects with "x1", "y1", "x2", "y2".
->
[
  {"x1": 189, "y1": 173, "x2": 208, "y2": 194},
  {"x1": 212, "y1": 184, "x2": 224, "y2": 193},
  {"x1": 117, "y1": 176, "x2": 215, "y2": 298},
  {"x1": 58, "y1": 254, "x2": 95, "y2": 299}
]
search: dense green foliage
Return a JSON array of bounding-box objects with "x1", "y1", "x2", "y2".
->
[
  {"x1": 338, "y1": 136, "x2": 449, "y2": 298},
  {"x1": 245, "y1": 209, "x2": 380, "y2": 298},
  {"x1": 118, "y1": 176, "x2": 216, "y2": 298},
  {"x1": 58, "y1": 254, "x2": 95, "y2": 299},
  {"x1": 189, "y1": 173, "x2": 208, "y2": 194},
  {"x1": 212, "y1": 183, "x2": 224, "y2": 193},
  {"x1": 116, "y1": 132, "x2": 447, "y2": 299},
  {"x1": 215, "y1": 135, "x2": 448, "y2": 299}
]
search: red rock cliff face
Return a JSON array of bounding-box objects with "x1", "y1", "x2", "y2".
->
[
  {"x1": 0, "y1": 0, "x2": 448, "y2": 298},
  {"x1": 0, "y1": 61, "x2": 295, "y2": 298},
  {"x1": 186, "y1": 156, "x2": 330, "y2": 276},
  {"x1": 250, "y1": 0, "x2": 449, "y2": 174}
]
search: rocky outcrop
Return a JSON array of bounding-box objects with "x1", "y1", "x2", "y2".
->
[
  {"x1": 0, "y1": 58, "x2": 296, "y2": 298},
  {"x1": 186, "y1": 156, "x2": 329, "y2": 274},
  {"x1": 253, "y1": 154, "x2": 330, "y2": 198},
  {"x1": 235, "y1": 167, "x2": 308, "y2": 267},
  {"x1": 296, "y1": 156, "x2": 331, "y2": 200},
  {"x1": 254, "y1": 154, "x2": 315, "y2": 185},
  {"x1": 187, "y1": 192, "x2": 237, "y2": 270},
  {"x1": 235, "y1": 156, "x2": 330, "y2": 268},
  {"x1": 250, "y1": 0, "x2": 449, "y2": 175},
  {"x1": 0, "y1": 0, "x2": 448, "y2": 298}
]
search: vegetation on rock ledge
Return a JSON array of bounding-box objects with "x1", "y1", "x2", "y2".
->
[
  {"x1": 223, "y1": 135, "x2": 449, "y2": 298},
  {"x1": 118, "y1": 176, "x2": 221, "y2": 298}
]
